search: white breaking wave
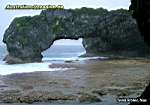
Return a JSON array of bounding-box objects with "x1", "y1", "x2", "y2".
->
[
  {"x1": 78, "y1": 56, "x2": 109, "y2": 61},
  {"x1": 42, "y1": 56, "x2": 108, "y2": 62},
  {"x1": 0, "y1": 61, "x2": 72, "y2": 75},
  {"x1": 77, "y1": 51, "x2": 86, "y2": 56},
  {"x1": 42, "y1": 57, "x2": 79, "y2": 61},
  {"x1": 0, "y1": 55, "x2": 108, "y2": 75},
  {"x1": 42, "y1": 51, "x2": 86, "y2": 62}
]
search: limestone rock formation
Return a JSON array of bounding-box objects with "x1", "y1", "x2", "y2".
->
[
  {"x1": 129, "y1": 83, "x2": 150, "y2": 105},
  {"x1": 3, "y1": 8, "x2": 150, "y2": 64},
  {"x1": 129, "y1": 0, "x2": 150, "y2": 105},
  {"x1": 129, "y1": 0, "x2": 150, "y2": 45},
  {"x1": 82, "y1": 10, "x2": 150, "y2": 57}
]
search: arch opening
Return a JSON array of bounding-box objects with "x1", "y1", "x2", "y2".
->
[{"x1": 42, "y1": 38, "x2": 86, "y2": 62}]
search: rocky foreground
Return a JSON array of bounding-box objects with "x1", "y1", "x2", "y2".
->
[
  {"x1": 3, "y1": 8, "x2": 150, "y2": 64},
  {"x1": 0, "y1": 59, "x2": 150, "y2": 104}
]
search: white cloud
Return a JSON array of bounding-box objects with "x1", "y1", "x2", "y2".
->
[{"x1": 53, "y1": 39, "x2": 83, "y2": 46}]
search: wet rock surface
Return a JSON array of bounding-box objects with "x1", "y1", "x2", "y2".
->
[{"x1": 0, "y1": 59, "x2": 150, "y2": 104}]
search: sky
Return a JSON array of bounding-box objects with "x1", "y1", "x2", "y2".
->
[{"x1": 0, "y1": 0, "x2": 131, "y2": 45}]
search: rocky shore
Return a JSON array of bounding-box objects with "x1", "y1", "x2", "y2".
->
[{"x1": 0, "y1": 59, "x2": 150, "y2": 104}]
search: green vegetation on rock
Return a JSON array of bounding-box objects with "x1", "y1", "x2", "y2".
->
[{"x1": 3, "y1": 7, "x2": 150, "y2": 64}]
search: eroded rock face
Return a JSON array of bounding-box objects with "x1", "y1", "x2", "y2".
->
[
  {"x1": 3, "y1": 8, "x2": 150, "y2": 64},
  {"x1": 129, "y1": 0, "x2": 150, "y2": 105},
  {"x1": 129, "y1": 0, "x2": 150, "y2": 46},
  {"x1": 82, "y1": 11, "x2": 150, "y2": 57},
  {"x1": 129, "y1": 83, "x2": 150, "y2": 105}
]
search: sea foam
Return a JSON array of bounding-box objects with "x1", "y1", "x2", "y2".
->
[{"x1": 0, "y1": 61, "x2": 71, "y2": 75}]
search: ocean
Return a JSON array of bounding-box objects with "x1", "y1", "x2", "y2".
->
[
  {"x1": 0, "y1": 45, "x2": 7, "y2": 61},
  {"x1": 0, "y1": 45, "x2": 86, "y2": 61},
  {"x1": 42, "y1": 45, "x2": 86, "y2": 62},
  {"x1": 0, "y1": 45, "x2": 128, "y2": 105},
  {"x1": 0, "y1": 45, "x2": 86, "y2": 75},
  {"x1": 0, "y1": 45, "x2": 108, "y2": 75}
]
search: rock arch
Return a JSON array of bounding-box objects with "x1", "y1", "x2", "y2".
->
[{"x1": 3, "y1": 8, "x2": 150, "y2": 64}]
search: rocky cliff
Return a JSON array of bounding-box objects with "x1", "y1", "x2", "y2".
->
[
  {"x1": 82, "y1": 10, "x2": 150, "y2": 57},
  {"x1": 129, "y1": 0, "x2": 150, "y2": 105},
  {"x1": 129, "y1": 0, "x2": 150, "y2": 45},
  {"x1": 3, "y1": 8, "x2": 150, "y2": 64}
]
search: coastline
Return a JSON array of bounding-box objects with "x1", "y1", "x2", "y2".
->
[{"x1": 0, "y1": 58, "x2": 150, "y2": 104}]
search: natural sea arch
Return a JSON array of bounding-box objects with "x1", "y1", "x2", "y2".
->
[
  {"x1": 2, "y1": 1, "x2": 150, "y2": 104},
  {"x1": 3, "y1": 8, "x2": 149, "y2": 64}
]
